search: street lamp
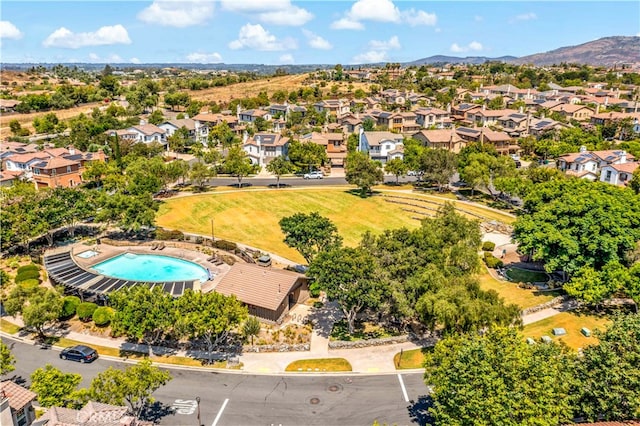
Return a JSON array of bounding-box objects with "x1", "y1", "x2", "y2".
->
[
  {"x1": 196, "y1": 396, "x2": 202, "y2": 426},
  {"x1": 210, "y1": 218, "x2": 215, "y2": 245}
]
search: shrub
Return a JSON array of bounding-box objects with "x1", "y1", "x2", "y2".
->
[
  {"x1": 481, "y1": 241, "x2": 496, "y2": 252},
  {"x1": 155, "y1": 228, "x2": 184, "y2": 241},
  {"x1": 483, "y1": 252, "x2": 503, "y2": 269},
  {"x1": 19, "y1": 279, "x2": 40, "y2": 291},
  {"x1": 15, "y1": 269, "x2": 40, "y2": 283},
  {"x1": 76, "y1": 302, "x2": 98, "y2": 322},
  {"x1": 60, "y1": 296, "x2": 81, "y2": 319},
  {"x1": 0, "y1": 270, "x2": 11, "y2": 287},
  {"x1": 17, "y1": 264, "x2": 39, "y2": 275},
  {"x1": 214, "y1": 239, "x2": 237, "y2": 251},
  {"x1": 92, "y1": 307, "x2": 114, "y2": 326}
]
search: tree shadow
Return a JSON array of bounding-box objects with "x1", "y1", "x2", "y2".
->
[
  {"x1": 407, "y1": 395, "x2": 434, "y2": 425},
  {"x1": 267, "y1": 183, "x2": 291, "y2": 188},
  {"x1": 228, "y1": 183, "x2": 252, "y2": 188},
  {"x1": 140, "y1": 400, "x2": 175, "y2": 423}
]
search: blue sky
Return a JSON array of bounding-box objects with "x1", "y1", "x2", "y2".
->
[{"x1": 1, "y1": 1, "x2": 638, "y2": 65}]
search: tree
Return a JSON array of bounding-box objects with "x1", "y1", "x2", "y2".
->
[
  {"x1": 287, "y1": 139, "x2": 327, "y2": 173},
  {"x1": 109, "y1": 285, "x2": 174, "y2": 354},
  {"x1": 572, "y1": 314, "x2": 640, "y2": 421},
  {"x1": 266, "y1": 155, "x2": 294, "y2": 188},
  {"x1": 0, "y1": 341, "x2": 15, "y2": 376},
  {"x1": 345, "y1": 151, "x2": 384, "y2": 196},
  {"x1": 208, "y1": 122, "x2": 239, "y2": 148},
  {"x1": 224, "y1": 145, "x2": 257, "y2": 187},
  {"x1": 147, "y1": 109, "x2": 164, "y2": 125},
  {"x1": 22, "y1": 288, "x2": 63, "y2": 339},
  {"x1": 243, "y1": 316, "x2": 261, "y2": 346},
  {"x1": 88, "y1": 359, "x2": 171, "y2": 418},
  {"x1": 420, "y1": 149, "x2": 457, "y2": 191},
  {"x1": 362, "y1": 117, "x2": 376, "y2": 131},
  {"x1": 189, "y1": 162, "x2": 214, "y2": 190},
  {"x1": 30, "y1": 364, "x2": 82, "y2": 408},
  {"x1": 309, "y1": 247, "x2": 385, "y2": 334},
  {"x1": 96, "y1": 192, "x2": 157, "y2": 233},
  {"x1": 424, "y1": 328, "x2": 575, "y2": 425},
  {"x1": 279, "y1": 212, "x2": 343, "y2": 264},
  {"x1": 630, "y1": 167, "x2": 640, "y2": 195},
  {"x1": 167, "y1": 126, "x2": 191, "y2": 153},
  {"x1": 175, "y1": 290, "x2": 247, "y2": 363},
  {"x1": 384, "y1": 158, "x2": 408, "y2": 184}
]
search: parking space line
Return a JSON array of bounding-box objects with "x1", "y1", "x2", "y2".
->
[
  {"x1": 212, "y1": 398, "x2": 229, "y2": 426},
  {"x1": 397, "y1": 374, "x2": 409, "y2": 402}
]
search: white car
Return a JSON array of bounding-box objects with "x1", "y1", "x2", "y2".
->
[{"x1": 303, "y1": 171, "x2": 324, "y2": 179}]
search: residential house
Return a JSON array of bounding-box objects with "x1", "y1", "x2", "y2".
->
[
  {"x1": 192, "y1": 112, "x2": 242, "y2": 143},
  {"x1": 214, "y1": 263, "x2": 309, "y2": 323},
  {"x1": 591, "y1": 111, "x2": 640, "y2": 134},
  {"x1": 528, "y1": 118, "x2": 567, "y2": 138},
  {"x1": 1, "y1": 380, "x2": 37, "y2": 426},
  {"x1": 338, "y1": 113, "x2": 362, "y2": 134},
  {"x1": 33, "y1": 401, "x2": 150, "y2": 426},
  {"x1": 380, "y1": 89, "x2": 406, "y2": 105},
  {"x1": 450, "y1": 103, "x2": 482, "y2": 123},
  {"x1": 376, "y1": 112, "x2": 420, "y2": 134},
  {"x1": 497, "y1": 112, "x2": 530, "y2": 137},
  {"x1": 549, "y1": 104, "x2": 594, "y2": 121},
  {"x1": 303, "y1": 132, "x2": 348, "y2": 169},
  {"x1": 126, "y1": 123, "x2": 167, "y2": 149},
  {"x1": 268, "y1": 104, "x2": 289, "y2": 118},
  {"x1": 557, "y1": 147, "x2": 635, "y2": 181},
  {"x1": 359, "y1": 131, "x2": 404, "y2": 164},
  {"x1": 467, "y1": 107, "x2": 518, "y2": 127},
  {"x1": 238, "y1": 109, "x2": 271, "y2": 124},
  {"x1": 242, "y1": 133, "x2": 290, "y2": 167},
  {"x1": 412, "y1": 129, "x2": 465, "y2": 153},
  {"x1": 600, "y1": 162, "x2": 639, "y2": 187},
  {"x1": 415, "y1": 107, "x2": 451, "y2": 129},
  {"x1": 313, "y1": 99, "x2": 350, "y2": 116},
  {"x1": 454, "y1": 127, "x2": 516, "y2": 156},
  {"x1": 158, "y1": 118, "x2": 196, "y2": 141},
  {"x1": 0, "y1": 170, "x2": 24, "y2": 187}
]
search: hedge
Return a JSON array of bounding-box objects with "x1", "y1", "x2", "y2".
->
[
  {"x1": 155, "y1": 228, "x2": 184, "y2": 241},
  {"x1": 15, "y1": 270, "x2": 40, "y2": 284},
  {"x1": 483, "y1": 252, "x2": 503, "y2": 269},
  {"x1": 76, "y1": 302, "x2": 98, "y2": 321},
  {"x1": 92, "y1": 307, "x2": 114, "y2": 326},
  {"x1": 60, "y1": 296, "x2": 81, "y2": 319},
  {"x1": 17, "y1": 264, "x2": 39, "y2": 275},
  {"x1": 214, "y1": 239, "x2": 237, "y2": 251},
  {"x1": 481, "y1": 241, "x2": 496, "y2": 252},
  {"x1": 19, "y1": 279, "x2": 40, "y2": 291}
]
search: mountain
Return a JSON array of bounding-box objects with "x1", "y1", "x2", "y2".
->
[
  {"x1": 515, "y1": 36, "x2": 640, "y2": 66},
  {"x1": 406, "y1": 55, "x2": 518, "y2": 66}
]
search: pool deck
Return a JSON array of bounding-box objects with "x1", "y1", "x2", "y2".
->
[{"x1": 54, "y1": 242, "x2": 232, "y2": 292}]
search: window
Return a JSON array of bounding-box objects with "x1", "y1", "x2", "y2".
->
[
  {"x1": 33, "y1": 168, "x2": 40, "y2": 175},
  {"x1": 67, "y1": 166, "x2": 72, "y2": 173},
  {"x1": 16, "y1": 407, "x2": 27, "y2": 426},
  {"x1": 605, "y1": 170, "x2": 612, "y2": 181}
]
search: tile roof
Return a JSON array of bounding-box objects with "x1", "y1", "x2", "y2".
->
[
  {"x1": 215, "y1": 263, "x2": 304, "y2": 311},
  {"x1": 363, "y1": 131, "x2": 403, "y2": 146},
  {"x1": 131, "y1": 124, "x2": 166, "y2": 135},
  {"x1": 0, "y1": 380, "x2": 36, "y2": 411},
  {"x1": 608, "y1": 162, "x2": 639, "y2": 173},
  {"x1": 413, "y1": 129, "x2": 460, "y2": 143},
  {"x1": 162, "y1": 118, "x2": 195, "y2": 131}
]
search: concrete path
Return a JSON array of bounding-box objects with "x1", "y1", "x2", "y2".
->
[{"x1": 521, "y1": 300, "x2": 581, "y2": 326}]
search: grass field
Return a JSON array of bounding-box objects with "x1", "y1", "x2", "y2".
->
[
  {"x1": 285, "y1": 358, "x2": 352, "y2": 372},
  {"x1": 478, "y1": 272, "x2": 561, "y2": 309},
  {"x1": 156, "y1": 188, "x2": 515, "y2": 263},
  {"x1": 394, "y1": 347, "x2": 433, "y2": 370},
  {"x1": 505, "y1": 267, "x2": 550, "y2": 283},
  {"x1": 522, "y1": 311, "x2": 611, "y2": 351}
]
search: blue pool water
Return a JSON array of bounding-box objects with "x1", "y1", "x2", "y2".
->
[{"x1": 91, "y1": 253, "x2": 209, "y2": 282}]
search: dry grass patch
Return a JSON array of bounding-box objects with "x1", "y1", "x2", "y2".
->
[
  {"x1": 285, "y1": 358, "x2": 352, "y2": 372},
  {"x1": 522, "y1": 311, "x2": 611, "y2": 351},
  {"x1": 478, "y1": 272, "x2": 560, "y2": 309},
  {"x1": 394, "y1": 347, "x2": 432, "y2": 370},
  {"x1": 0, "y1": 320, "x2": 22, "y2": 335}
]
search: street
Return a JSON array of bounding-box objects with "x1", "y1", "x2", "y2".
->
[
  {"x1": 5, "y1": 338, "x2": 430, "y2": 426},
  {"x1": 207, "y1": 175, "x2": 419, "y2": 189}
]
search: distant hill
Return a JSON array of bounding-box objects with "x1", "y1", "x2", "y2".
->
[
  {"x1": 515, "y1": 36, "x2": 640, "y2": 66},
  {"x1": 406, "y1": 55, "x2": 518, "y2": 66}
]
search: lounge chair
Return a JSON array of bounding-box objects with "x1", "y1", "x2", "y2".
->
[
  {"x1": 207, "y1": 255, "x2": 218, "y2": 262},
  {"x1": 150, "y1": 242, "x2": 158, "y2": 250},
  {"x1": 157, "y1": 242, "x2": 166, "y2": 250}
]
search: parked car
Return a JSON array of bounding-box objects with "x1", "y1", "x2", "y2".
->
[
  {"x1": 59, "y1": 345, "x2": 98, "y2": 363},
  {"x1": 303, "y1": 171, "x2": 323, "y2": 179}
]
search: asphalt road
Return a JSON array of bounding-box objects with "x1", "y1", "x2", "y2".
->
[
  {"x1": 207, "y1": 175, "x2": 418, "y2": 189},
  {"x1": 5, "y1": 338, "x2": 430, "y2": 426}
]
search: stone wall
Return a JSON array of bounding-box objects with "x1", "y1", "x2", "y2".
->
[
  {"x1": 521, "y1": 295, "x2": 570, "y2": 315},
  {"x1": 243, "y1": 343, "x2": 310, "y2": 353},
  {"x1": 328, "y1": 334, "x2": 438, "y2": 349}
]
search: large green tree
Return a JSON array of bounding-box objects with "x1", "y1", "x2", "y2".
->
[
  {"x1": 224, "y1": 145, "x2": 257, "y2": 187},
  {"x1": 424, "y1": 327, "x2": 575, "y2": 425},
  {"x1": 287, "y1": 139, "x2": 327, "y2": 173},
  {"x1": 419, "y1": 148, "x2": 457, "y2": 191},
  {"x1": 384, "y1": 158, "x2": 408, "y2": 184},
  {"x1": 345, "y1": 151, "x2": 384, "y2": 196},
  {"x1": 279, "y1": 212, "x2": 343, "y2": 264},
  {"x1": 0, "y1": 341, "x2": 16, "y2": 376},
  {"x1": 30, "y1": 364, "x2": 83, "y2": 408},
  {"x1": 266, "y1": 155, "x2": 294, "y2": 188}
]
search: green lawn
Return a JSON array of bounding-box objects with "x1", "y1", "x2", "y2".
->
[
  {"x1": 522, "y1": 311, "x2": 611, "y2": 351},
  {"x1": 505, "y1": 267, "x2": 549, "y2": 283},
  {"x1": 157, "y1": 188, "x2": 515, "y2": 263},
  {"x1": 285, "y1": 358, "x2": 352, "y2": 372},
  {"x1": 394, "y1": 347, "x2": 433, "y2": 370},
  {"x1": 478, "y1": 272, "x2": 560, "y2": 309}
]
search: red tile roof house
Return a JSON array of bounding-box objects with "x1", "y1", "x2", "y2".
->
[
  {"x1": 558, "y1": 148, "x2": 635, "y2": 181},
  {"x1": 126, "y1": 123, "x2": 168, "y2": 150},
  {"x1": 600, "y1": 161, "x2": 639, "y2": 187},
  {"x1": 1, "y1": 380, "x2": 37, "y2": 426},
  {"x1": 412, "y1": 129, "x2": 466, "y2": 153},
  {"x1": 34, "y1": 401, "x2": 151, "y2": 426},
  {"x1": 214, "y1": 263, "x2": 309, "y2": 323},
  {"x1": 192, "y1": 112, "x2": 242, "y2": 143},
  {"x1": 242, "y1": 133, "x2": 290, "y2": 168}
]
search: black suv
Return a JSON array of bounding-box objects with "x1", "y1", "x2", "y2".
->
[{"x1": 60, "y1": 345, "x2": 98, "y2": 363}]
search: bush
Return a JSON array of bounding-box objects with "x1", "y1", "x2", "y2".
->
[
  {"x1": 19, "y1": 279, "x2": 40, "y2": 291},
  {"x1": 15, "y1": 269, "x2": 40, "y2": 283},
  {"x1": 483, "y1": 252, "x2": 503, "y2": 269},
  {"x1": 481, "y1": 241, "x2": 496, "y2": 252},
  {"x1": 92, "y1": 307, "x2": 114, "y2": 326},
  {"x1": 76, "y1": 302, "x2": 98, "y2": 322},
  {"x1": 17, "y1": 264, "x2": 39, "y2": 275},
  {"x1": 0, "y1": 270, "x2": 11, "y2": 287},
  {"x1": 214, "y1": 239, "x2": 237, "y2": 251},
  {"x1": 155, "y1": 228, "x2": 184, "y2": 241},
  {"x1": 60, "y1": 296, "x2": 81, "y2": 319}
]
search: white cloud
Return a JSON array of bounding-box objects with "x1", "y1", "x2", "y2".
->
[
  {"x1": 450, "y1": 41, "x2": 484, "y2": 53},
  {"x1": 228, "y1": 23, "x2": 296, "y2": 51},
  {"x1": 302, "y1": 29, "x2": 332, "y2": 50},
  {"x1": 352, "y1": 50, "x2": 388, "y2": 64},
  {"x1": 130, "y1": 57, "x2": 141, "y2": 64},
  {"x1": 402, "y1": 9, "x2": 437, "y2": 27},
  {"x1": 220, "y1": 0, "x2": 290, "y2": 12},
  {"x1": 259, "y1": 6, "x2": 313, "y2": 26},
  {"x1": 279, "y1": 54, "x2": 294, "y2": 64},
  {"x1": 88, "y1": 52, "x2": 100, "y2": 61},
  {"x1": 332, "y1": 0, "x2": 436, "y2": 29},
  {"x1": 330, "y1": 18, "x2": 364, "y2": 30},
  {"x1": 511, "y1": 12, "x2": 537, "y2": 22},
  {"x1": 369, "y1": 35, "x2": 400, "y2": 51},
  {"x1": 43, "y1": 24, "x2": 131, "y2": 48},
  {"x1": 0, "y1": 21, "x2": 23, "y2": 39},
  {"x1": 474, "y1": 15, "x2": 484, "y2": 22},
  {"x1": 137, "y1": 0, "x2": 214, "y2": 27},
  {"x1": 186, "y1": 51, "x2": 223, "y2": 63}
]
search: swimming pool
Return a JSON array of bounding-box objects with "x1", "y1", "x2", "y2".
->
[{"x1": 91, "y1": 253, "x2": 209, "y2": 282}]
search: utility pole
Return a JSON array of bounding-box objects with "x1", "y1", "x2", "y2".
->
[{"x1": 210, "y1": 218, "x2": 215, "y2": 244}]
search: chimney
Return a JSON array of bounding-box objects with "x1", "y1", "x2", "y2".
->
[
  {"x1": 447, "y1": 103, "x2": 451, "y2": 113},
  {"x1": 482, "y1": 104, "x2": 486, "y2": 111},
  {"x1": 139, "y1": 119, "x2": 146, "y2": 126},
  {"x1": 579, "y1": 145, "x2": 587, "y2": 153},
  {"x1": 620, "y1": 150, "x2": 627, "y2": 163},
  {"x1": 596, "y1": 104, "x2": 600, "y2": 114},
  {"x1": 68, "y1": 145, "x2": 76, "y2": 155},
  {"x1": 519, "y1": 106, "x2": 524, "y2": 114}
]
